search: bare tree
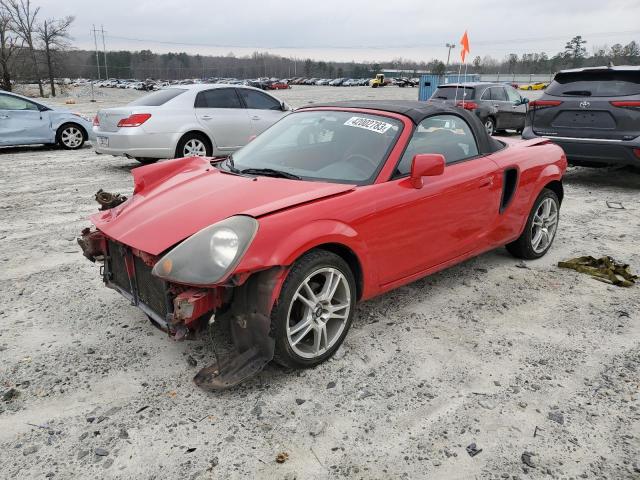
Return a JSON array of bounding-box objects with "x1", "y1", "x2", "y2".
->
[
  {"x1": 0, "y1": 0, "x2": 42, "y2": 95},
  {"x1": 37, "y1": 15, "x2": 73, "y2": 96},
  {"x1": 0, "y1": 5, "x2": 20, "y2": 91}
]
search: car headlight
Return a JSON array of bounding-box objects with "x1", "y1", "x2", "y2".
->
[{"x1": 151, "y1": 216, "x2": 258, "y2": 285}]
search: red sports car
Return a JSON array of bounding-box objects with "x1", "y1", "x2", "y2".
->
[{"x1": 79, "y1": 101, "x2": 566, "y2": 390}]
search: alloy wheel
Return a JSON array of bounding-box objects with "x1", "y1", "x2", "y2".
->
[
  {"x1": 183, "y1": 138, "x2": 207, "y2": 157},
  {"x1": 485, "y1": 119, "x2": 494, "y2": 136},
  {"x1": 61, "y1": 127, "x2": 83, "y2": 148},
  {"x1": 286, "y1": 267, "x2": 351, "y2": 359},
  {"x1": 531, "y1": 197, "x2": 558, "y2": 253}
]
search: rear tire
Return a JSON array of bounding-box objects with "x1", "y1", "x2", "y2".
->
[
  {"x1": 271, "y1": 250, "x2": 356, "y2": 369},
  {"x1": 484, "y1": 117, "x2": 496, "y2": 136},
  {"x1": 57, "y1": 123, "x2": 86, "y2": 150},
  {"x1": 506, "y1": 188, "x2": 560, "y2": 259},
  {"x1": 175, "y1": 133, "x2": 212, "y2": 158}
]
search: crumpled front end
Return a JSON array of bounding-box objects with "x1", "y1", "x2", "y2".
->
[{"x1": 78, "y1": 227, "x2": 283, "y2": 391}]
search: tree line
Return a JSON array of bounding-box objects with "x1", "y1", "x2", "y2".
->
[
  {"x1": 471, "y1": 36, "x2": 640, "y2": 75},
  {"x1": 0, "y1": 0, "x2": 73, "y2": 95}
]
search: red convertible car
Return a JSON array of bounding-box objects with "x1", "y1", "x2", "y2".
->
[{"x1": 79, "y1": 101, "x2": 566, "y2": 390}]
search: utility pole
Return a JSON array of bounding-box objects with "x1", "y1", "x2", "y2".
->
[
  {"x1": 445, "y1": 43, "x2": 456, "y2": 72},
  {"x1": 92, "y1": 25, "x2": 101, "y2": 80},
  {"x1": 100, "y1": 25, "x2": 109, "y2": 79}
]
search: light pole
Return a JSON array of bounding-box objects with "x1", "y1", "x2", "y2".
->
[{"x1": 445, "y1": 43, "x2": 456, "y2": 72}]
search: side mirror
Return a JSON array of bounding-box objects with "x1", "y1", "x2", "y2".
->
[
  {"x1": 519, "y1": 97, "x2": 530, "y2": 105},
  {"x1": 281, "y1": 101, "x2": 289, "y2": 111},
  {"x1": 410, "y1": 153, "x2": 445, "y2": 189}
]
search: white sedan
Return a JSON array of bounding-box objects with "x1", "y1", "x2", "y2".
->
[{"x1": 93, "y1": 84, "x2": 291, "y2": 164}]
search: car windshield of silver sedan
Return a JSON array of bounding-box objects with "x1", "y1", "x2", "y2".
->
[{"x1": 221, "y1": 111, "x2": 403, "y2": 184}]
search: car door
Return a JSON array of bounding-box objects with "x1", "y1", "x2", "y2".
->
[
  {"x1": 194, "y1": 88, "x2": 252, "y2": 151},
  {"x1": 505, "y1": 86, "x2": 527, "y2": 130},
  {"x1": 236, "y1": 88, "x2": 286, "y2": 136},
  {"x1": 0, "y1": 93, "x2": 52, "y2": 146},
  {"x1": 367, "y1": 114, "x2": 502, "y2": 285},
  {"x1": 488, "y1": 87, "x2": 512, "y2": 129}
]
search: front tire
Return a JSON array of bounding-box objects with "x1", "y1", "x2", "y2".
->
[
  {"x1": 175, "y1": 133, "x2": 212, "y2": 158},
  {"x1": 506, "y1": 188, "x2": 560, "y2": 259},
  {"x1": 57, "y1": 123, "x2": 86, "y2": 150},
  {"x1": 271, "y1": 250, "x2": 356, "y2": 369}
]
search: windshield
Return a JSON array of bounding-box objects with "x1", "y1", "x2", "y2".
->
[
  {"x1": 546, "y1": 71, "x2": 640, "y2": 97},
  {"x1": 128, "y1": 88, "x2": 186, "y2": 106},
  {"x1": 432, "y1": 86, "x2": 475, "y2": 100},
  {"x1": 226, "y1": 110, "x2": 403, "y2": 184}
]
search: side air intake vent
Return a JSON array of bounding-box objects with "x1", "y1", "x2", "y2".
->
[{"x1": 500, "y1": 168, "x2": 519, "y2": 213}]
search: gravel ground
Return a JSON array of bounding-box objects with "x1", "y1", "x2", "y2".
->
[{"x1": 1, "y1": 86, "x2": 639, "y2": 480}]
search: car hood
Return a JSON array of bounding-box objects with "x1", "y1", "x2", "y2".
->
[{"x1": 91, "y1": 156, "x2": 355, "y2": 255}]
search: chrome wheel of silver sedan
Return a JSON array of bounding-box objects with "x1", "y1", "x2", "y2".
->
[
  {"x1": 286, "y1": 267, "x2": 352, "y2": 360},
  {"x1": 531, "y1": 197, "x2": 558, "y2": 253},
  {"x1": 183, "y1": 138, "x2": 207, "y2": 157},
  {"x1": 60, "y1": 126, "x2": 84, "y2": 149}
]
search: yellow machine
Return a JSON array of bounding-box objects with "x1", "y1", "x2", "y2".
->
[{"x1": 370, "y1": 73, "x2": 386, "y2": 88}]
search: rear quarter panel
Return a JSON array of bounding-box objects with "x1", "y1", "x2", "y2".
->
[{"x1": 488, "y1": 138, "x2": 566, "y2": 244}]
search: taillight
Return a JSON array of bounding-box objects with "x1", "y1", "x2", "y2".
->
[
  {"x1": 92, "y1": 115, "x2": 100, "y2": 126},
  {"x1": 528, "y1": 100, "x2": 563, "y2": 111},
  {"x1": 117, "y1": 113, "x2": 152, "y2": 127},
  {"x1": 456, "y1": 101, "x2": 478, "y2": 110},
  {"x1": 610, "y1": 101, "x2": 640, "y2": 109},
  {"x1": 633, "y1": 148, "x2": 640, "y2": 159}
]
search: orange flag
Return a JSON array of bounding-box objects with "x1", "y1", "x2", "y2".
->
[{"x1": 460, "y1": 30, "x2": 470, "y2": 63}]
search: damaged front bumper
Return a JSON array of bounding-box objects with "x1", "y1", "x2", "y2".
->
[{"x1": 78, "y1": 228, "x2": 282, "y2": 391}]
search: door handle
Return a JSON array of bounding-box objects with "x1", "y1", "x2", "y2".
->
[
  {"x1": 479, "y1": 178, "x2": 494, "y2": 188},
  {"x1": 251, "y1": 115, "x2": 261, "y2": 120},
  {"x1": 200, "y1": 115, "x2": 212, "y2": 120},
  {"x1": 0, "y1": 115, "x2": 8, "y2": 119},
  {"x1": 493, "y1": 104, "x2": 500, "y2": 108}
]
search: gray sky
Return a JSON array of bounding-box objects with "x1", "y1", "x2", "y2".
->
[{"x1": 38, "y1": 0, "x2": 640, "y2": 62}]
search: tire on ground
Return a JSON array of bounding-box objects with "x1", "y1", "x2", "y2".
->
[
  {"x1": 506, "y1": 188, "x2": 560, "y2": 259},
  {"x1": 175, "y1": 132, "x2": 212, "y2": 158},
  {"x1": 56, "y1": 123, "x2": 86, "y2": 150},
  {"x1": 271, "y1": 249, "x2": 357, "y2": 369}
]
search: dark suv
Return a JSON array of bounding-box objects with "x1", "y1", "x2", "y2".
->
[
  {"x1": 429, "y1": 82, "x2": 529, "y2": 135},
  {"x1": 522, "y1": 66, "x2": 640, "y2": 166}
]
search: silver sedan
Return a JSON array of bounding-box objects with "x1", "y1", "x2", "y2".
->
[{"x1": 93, "y1": 84, "x2": 291, "y2": 164}]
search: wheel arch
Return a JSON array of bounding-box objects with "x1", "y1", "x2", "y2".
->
[
  {"x1": 174, "y1": 129, "x2": 215, "y2": 157},
  {"x1": 543, "y1": 179, "x2": 564, "y2": 205},
  {"x1": 309, "y1": 243, "x2": 364, "y2": 301}
]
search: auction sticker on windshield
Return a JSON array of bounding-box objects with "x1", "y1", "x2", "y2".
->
[{"x1": 344, "y1": 116, "x2": 393, "y2": 134}]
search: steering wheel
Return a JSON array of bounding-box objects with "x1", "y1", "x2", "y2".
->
[{"x1": 344, "y1": 153, "x2": 378, "y2": 174}]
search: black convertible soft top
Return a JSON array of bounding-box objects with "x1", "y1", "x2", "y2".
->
[{"x1": 298, "y1": 100, "x2": 504, "y2": 154}]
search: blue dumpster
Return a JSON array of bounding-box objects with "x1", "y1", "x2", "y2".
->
[{"x1": 418, "y1": 73, "x2": 480, "y2": 101}]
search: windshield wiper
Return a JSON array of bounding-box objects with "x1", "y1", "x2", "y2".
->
[
  {"x1": 217, "y1": 155, "x2": 242, "y2": 174},
  {"x1": 240, "y1": 168, "x2": 301, "y2": 180}
]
